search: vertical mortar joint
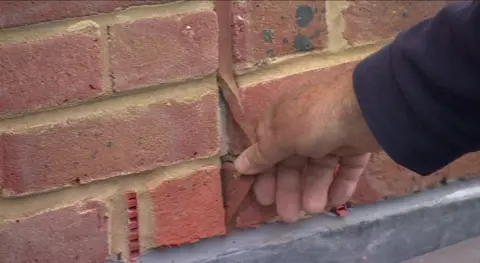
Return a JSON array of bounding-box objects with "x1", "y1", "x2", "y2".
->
[{"x1": 326, "y1": 0, "x2": 350, "y2": 53}]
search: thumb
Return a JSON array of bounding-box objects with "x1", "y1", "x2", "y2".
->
[{"x1": 234, "y1": 135, "x2": 291, "y2": 175}]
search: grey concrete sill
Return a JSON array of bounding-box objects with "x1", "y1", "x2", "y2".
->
[
  {"x1": 405, "y1": 236, "x2": 480, "y2": 263},
  {"x1": 110, "y1": 178, "x2": 480, "y2": 263}
]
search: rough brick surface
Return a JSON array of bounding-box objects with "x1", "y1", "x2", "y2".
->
[
  {"x1": 0, "y1": 135, "x2": 4, "y2": 188},
  {"x1": 232, "y1": 1, "x2": 327, "y2": 69},
  {"x1": 0, "y1": 201, "x2": 108, "y2": 263},
  {"x1": 343, "y1": 0, "x2": 447, "y2": 44},
  {"x1": 0, "y1": 1, "x2": 176, "y2": 28},
  {"x1": 349, "y1": 172, "x2": 383, "y2": 205},
  {"x1": 234, "y1": 192, "x2": 277, "y2": 229},
  {"x1": 109, "y1": 11, "x2": 218, "y2": 92},
  {"x1": 351, "y1": 152, "x2": 480, "y2": 205},
  {"x1": 2, "y1": 94, "x2": 219, "y2": 196},
  {"x1": 350, "y1": 152, "x2": 447, "y2": 205},
  {"x1": 222, "y1": 161, "x2": 276, "y2": 230},
  {"x1": 447, "y1": 152, "x2": 480, "y2": 180},
  {"x1": 221, "y1": 162, "x2": 255, "y2": 223},
  {"x1": 0, "y1": 32, "x2": 103, "y2": 116},
  {"x1": 150, "y1": 166, "x2": 226, "y2": 246}
]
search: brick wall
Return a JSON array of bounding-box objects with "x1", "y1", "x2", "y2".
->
[{"x1": 0, "y1": 1, "x2": 478, "y2": 262}]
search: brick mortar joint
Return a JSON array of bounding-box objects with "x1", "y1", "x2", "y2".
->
[
  {"x1": 0, "y1": 0, "x2": 215, "y2": 44},
  {"x1": 236, "y1": 40, "x2": 390, "y2": 88},
  {"x1": 0, "y1": 157, "x2": 220, "y2": 221},
  {"x1": 325, "y1": 0, "x2": 350, "y2": 52},
  {"x1": 0, "y1": 76, "x2": 218, "y2": 133},
  {"x1": 106, "y1": 24, "x2": 115, "y2": 92}
]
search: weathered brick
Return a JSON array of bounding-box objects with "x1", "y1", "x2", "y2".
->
[
  {"x1": 0, "y1": 200, "x2": 108, "y2": 263},
  {"x1": 150, "y1": 166, "x2": 226, "y2": 246},
  {"x1": 234, "y1": 191, "x2": 277, "y2": 229},
  {"x1": 0, "y1": 135, "x2": 4, "y2": 188},
  {"x1": 352, "y1": 152, "x2": 480, "y2": 205},
  {"x1": 0, "y1": 1, "x2": 177, "y2": 28},
  {"x1": 447, "y1": 152, "x2": 480, "y2": 181},
  {"x1": 343, "y1": 0, "x2": 447, "y2": 44},
  {"x1": 2, "y1": 93, "x2": 220, "y2": 196},
  {"x1": 109, "y1": 11, "x2": 218, "y2": 92},
  {"x1": 349, "y1": 172, "x2": 383, "y2": 205},
  {"x1": 232, "y1": 1, "x2": 327, "y2": 70},
  {"x1": 350, "y1": 152, "x2": 448, "y2": 205},
  {"x1": 221, "y1": 162, "x2": 254, "y2": 222},
  {"x1": 221, "y1": 162, "x2": 276, "y2": 230},
  {"x1": 0, "y1": 32, "x2": 103, "y2": 116}
]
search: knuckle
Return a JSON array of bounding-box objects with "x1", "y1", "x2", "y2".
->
[{"x1": 252, "y1": 143, "x2": 270, "y2": 167}]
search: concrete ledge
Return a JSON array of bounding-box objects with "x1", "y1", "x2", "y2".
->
[
  {"x1": 404, "y1": 236, "x2": 480, "y2": 263},
  {"x1": 111, "y1": 178, "x2": 480, "y2": 263}
]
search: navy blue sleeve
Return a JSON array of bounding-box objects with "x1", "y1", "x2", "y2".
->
[{"x1": 353, "y1": 1, "x2": 480, "y2": 176}]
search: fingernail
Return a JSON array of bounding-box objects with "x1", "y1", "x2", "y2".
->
[{"x1": 234, "y1": 155, "x2": 250, "y2": 174}]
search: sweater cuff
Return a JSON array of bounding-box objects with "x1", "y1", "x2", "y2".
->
[{"x1": 352, "y1": 44, "x2": 454, "y2": 175}]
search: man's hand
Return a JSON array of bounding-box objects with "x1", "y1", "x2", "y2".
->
[{"x1": 234, "y1": 67, "x2": 382, "y2": 223}]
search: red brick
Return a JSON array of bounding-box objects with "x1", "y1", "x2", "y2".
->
[
  {"x1": 0, "y1": 135, "x2": 4, "y2": 189},
  {"x1": 350, "y1": 152, "x2": 447, "y2": 205},
  {"x1": 0, "y1": 1, "x2": 177, "y2": 28},
  {"x1": 234, "y1": 191, "x2": 277, "y2": 229},
  {"x1": 222, "y1": 162, "x2": 255, "y2": 223},
  {"x1": 447, "y1": 152, "x2": 480, "y2": 180},
  {"x1": 351, "y1": 151, "x2": 480, "y2": 206},
  {"x1": 343, "y1": 1, "x2": 447, "y2": 44},
  {"x1": 2, "y1": 94, "x2": 220, "y2": 196},
  {"x1": 0, "y1": 200, "x2": 108, "y2": 263},
  {"x1": 221, "y1": 161, "x2": 276, "y2": 230},
  {"x1": 109, "y1": 11, "x2": 218, "y2": 92},
  {"x1": 150, "y1": 166, "x2": 226, "y2": 246},
  {"x1": 349, "y1": 172, "x2": 383, "y2": 205},
  {"x1": 232, "y1": 1, "x2": 327, "y2": 69},
  {"x1": 0, "y1": 32, "x2": 103, "y2": 116}
]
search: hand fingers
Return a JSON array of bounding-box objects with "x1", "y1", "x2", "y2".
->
[
  {"x1": 253, "y1": 169, "x2": 276, "y2": 206},
  {"x1": 302, "y1": 156, "x2": 338, "y2": 214},
  {"x1": 253, "y1": 155, "x2": 306, "y2": 206},
  {"x1": 328, "y1": 153, "x2": 371, "y2": 206},
  {"x1": 273, "y1": 156, "x2": 307, "y2": 222},
  {"x1": 234, "y1": 135, "x2": 292, "y2": 175},
  {"x1": 275, "y1": 165, "x2": 302, "y2": 223},
  {"x1": 234, "y1": 100, "x2": 299, "y2": 175}
]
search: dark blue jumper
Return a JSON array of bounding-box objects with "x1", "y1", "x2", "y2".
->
[{"x1": 353, "y1": 1, "x2": 480, "y2": 175}]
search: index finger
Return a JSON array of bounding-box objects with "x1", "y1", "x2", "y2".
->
[
  {"x1": 234, "y1": 137, "x2": 292, "y2": 175},
  {"x1": 328, "y1": 153, "x2": 371, "y2": 206}
]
